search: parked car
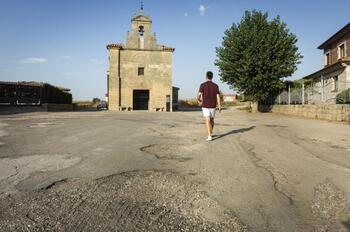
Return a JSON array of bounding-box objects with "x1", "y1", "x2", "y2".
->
[{"x1": 97, "y1": 101, "x2": 108, "y2": 110}]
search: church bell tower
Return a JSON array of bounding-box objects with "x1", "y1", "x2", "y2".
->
[{"x1": 125, "y1": 3, "x2": 157, "y2": 50}]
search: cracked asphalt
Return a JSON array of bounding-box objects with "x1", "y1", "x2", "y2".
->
[{"x1": 0, "y1": 109, "x2": 350, "y2": 231}]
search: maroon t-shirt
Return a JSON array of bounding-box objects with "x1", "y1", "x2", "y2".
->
[{"x1": 199, "y1": 81, "x2": 220, "y2": 108}]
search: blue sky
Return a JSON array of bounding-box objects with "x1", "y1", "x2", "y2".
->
[{"x1": 0, "y1": 0, "x2": 349, "y2": 100}]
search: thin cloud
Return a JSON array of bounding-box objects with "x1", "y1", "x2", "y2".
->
[
  {"x1": 61, "y1": 73, "x2": 77, "y2": 77},
  {"x1": 199, "y1": 5, "x2": 209, "y2": 15},
  {"x1": 20, "y1": 57, "x2": 48, "y2": 64},
  {"x1": 0, "y1": 67, "x2": 24, "y2": 71},
  {"x1": 61, "y1": 55, "x2": 71, "y2": 59},
  {"x1": 184, "y1": 13, "x2": 188, "y2": 17},
  {"x1": 90, "y1": 58, "x2": 103, "y2": 65},
  {"x1": 88, "y1": 69, "x2": 103, "y2": 73}
]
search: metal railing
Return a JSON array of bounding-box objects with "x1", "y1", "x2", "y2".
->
[{"x1": 274, "y1": 80, "x2": 350, "y2": 105}]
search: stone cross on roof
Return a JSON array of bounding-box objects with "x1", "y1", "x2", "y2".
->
[{"x1": 140, "y1": 1, "x2": 144, "y2": 15}]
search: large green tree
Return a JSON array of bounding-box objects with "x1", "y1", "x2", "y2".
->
[{"x1": 215, "y1": 10, "x2": 302, "y2": 103}]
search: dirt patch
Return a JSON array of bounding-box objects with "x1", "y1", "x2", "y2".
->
[{"x1": 0, "y1": 170, "x2": 246, "y2": 232}]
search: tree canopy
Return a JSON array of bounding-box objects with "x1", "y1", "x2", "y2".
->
[{"x1": 215, "y1": 10, "x2": 302, "y2": 103}]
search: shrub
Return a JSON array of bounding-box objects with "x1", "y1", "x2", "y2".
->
[
  {"x1": 336, "y1": 89, "x2": 350, "y2": 104},
  {"x1": 92, "y1": 98, "x2": 101, "y2": 104}
]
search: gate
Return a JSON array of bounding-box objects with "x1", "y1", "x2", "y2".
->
[{"x1": 133, "y1": 90, "x2": 149, "y2": 110}]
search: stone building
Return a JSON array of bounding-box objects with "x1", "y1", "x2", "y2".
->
[
  {"x1": 0, "y1": 81, "x2": 71, "y2": 105},
  {"x1": 303, "y1": 23, "x2": 350, "y2": 104},
  {"x1": 106, "y1": 6, "x2": 177, "y2": 111}
]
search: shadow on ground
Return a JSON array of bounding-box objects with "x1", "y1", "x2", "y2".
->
[
  {"x1": 177, "y1": 106, "x2": 202, "y2": 112},
  {"x1": 342, "y1": 219, "x2": 350, "y2": 231},
  {"x1": 213, "y1": 126, "x2": 256, "y2": 140}
]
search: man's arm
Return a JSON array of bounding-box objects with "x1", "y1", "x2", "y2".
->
[
  {"x1": 198, "y1": 84, "x2": 203, "y2": 105},
  {"x1": 216, "y1": 94, "x2": 221, "y2": 112},
  {"x1": 197, "y1": 92, "x2": 203, "y2": 105}
]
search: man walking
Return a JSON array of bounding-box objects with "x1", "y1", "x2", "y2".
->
[{"x1": 198, "y1": 71, "x2": 221, "y2": 141}]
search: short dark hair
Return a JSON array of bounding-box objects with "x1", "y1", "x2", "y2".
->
[{"x1": 206, "y1": 71, "x2": 213, "y2": 80}]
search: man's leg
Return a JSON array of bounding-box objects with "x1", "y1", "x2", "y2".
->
[
  {"x1": 203, "y1": 108, "x2": 213, "y2": 141},
  {"x1": 205, "y1": 117, "x2": 212, "y2": 137},
  {"x1": 209, "y1": 108, "x2": 216, "y2": 135}
]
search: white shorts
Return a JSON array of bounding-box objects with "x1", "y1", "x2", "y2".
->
[{"x1": 202, "y1": 107, "x2": 216, "y2": 118}]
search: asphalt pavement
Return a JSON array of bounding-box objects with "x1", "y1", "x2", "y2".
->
[{"x1": 0, "y1": 109, "x2": 349, "y2": 231}]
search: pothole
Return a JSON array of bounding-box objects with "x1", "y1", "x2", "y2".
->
[
  {"x1": 0, "y1": 171, "x2": 246, "y2": 231},
  {"x1": 140, "y1": 143, "x2": 205, "y2": 162}
]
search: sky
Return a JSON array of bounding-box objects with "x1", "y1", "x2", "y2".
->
[{"x1": 0, "y1": 0, "x2": 349, "y2": 100}]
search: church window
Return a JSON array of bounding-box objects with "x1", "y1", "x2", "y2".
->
[
  {"x1": 138, "y1": 67, "x2": 144, "y2": 76},
  {"x1": 139, "y1": 25, "x2": 144, "y2": 37}
]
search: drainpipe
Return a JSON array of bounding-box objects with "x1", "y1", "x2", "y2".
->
[
  {"x1": 321, "y1": 75, "x2": 324, "y2": 102},
  {"x1": 118, "y1": 49, "x2": 121, "y2": 108},
  {"x1": 106, "y1": 70, "x2": 109, "y2": 103}
]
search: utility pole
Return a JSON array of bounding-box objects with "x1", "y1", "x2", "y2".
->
[
  {"x1": 278, "y1": 93, "x2": 281, "y2": 105},
  {"x1": 288, "y1": 85, "x2": 291, "y2": 105},
  {"x1": 302, "y1": 83, "x2": 305, "y2": 105}
]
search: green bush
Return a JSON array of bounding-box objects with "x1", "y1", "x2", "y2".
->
[{"x1": 336, "y1": 89, "x2": 350, "y2": 104}]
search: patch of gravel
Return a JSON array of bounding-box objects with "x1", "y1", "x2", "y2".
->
[
  {"x1": 311, "y1": 179, "x2": 347, "y2": 231},
  {"x1": 0, "y1": 170, "x2": 246, "y2": 232}
]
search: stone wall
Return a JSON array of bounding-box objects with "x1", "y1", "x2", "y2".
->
[
  {"x1": 120, "y1": 49, "x2": 172, "y2": 111},
  {"x1": 108, "y1": 48, "x2": 173, "y2": 111},
  {"x1": 267, "y1": 104, "x2": 350, "y2": 123}
]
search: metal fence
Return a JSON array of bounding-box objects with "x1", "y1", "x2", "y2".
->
[{"x1": 275, "y1": 80, "x2": 350, "y2": 105}]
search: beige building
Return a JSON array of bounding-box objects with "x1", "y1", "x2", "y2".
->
[
  {"x1": 303, "y1": 23, "x2": 350, "y2": 104},
  {"x1": 106, "y1": 6, "x2": 176, "y2": 111}
]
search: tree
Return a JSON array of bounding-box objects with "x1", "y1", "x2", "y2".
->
[
  {"x1": 215, "y1": 10, "x2": 302, "y2": 104},
  {"x1": 92, "y1": 98, "x2": 101, "y2": 105},
  {"x1": 336, "y1": 89, "x2": 350, "y2": 104}
]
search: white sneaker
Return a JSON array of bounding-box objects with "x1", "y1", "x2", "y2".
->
[{"x1": 206, "y1": 136, "x2": 212, "y2": 141}]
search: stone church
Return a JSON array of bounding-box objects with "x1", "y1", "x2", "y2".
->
[{"x1": 106, "y1": 5, "x2": 176, "y2": 111}]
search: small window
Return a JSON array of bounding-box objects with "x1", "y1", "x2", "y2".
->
[
  {"x1": 138, "y1": 67, "x2": 144, "y2": 76},
  {"x1": 325, "y1": 52, "x2": 330, "y2": 65},
  {"x1": 338, "y1": 43, "x2": 346, "y2": 59},
  {"x1": 332, "y1": 76, "x2": 338, "y2": 91}
]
